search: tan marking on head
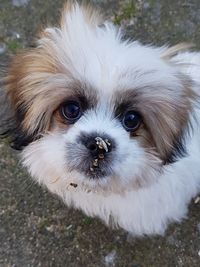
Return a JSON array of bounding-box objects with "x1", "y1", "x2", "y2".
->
[
  {"x1": 161, "y1": 43, "x2": 194, "y2": 60},
  {"x1": 6, "y1": 48, "x2": 97, "y2": 136},
  {"x1": 6, "y1": 47, "x2": 71, "y2": 133}
]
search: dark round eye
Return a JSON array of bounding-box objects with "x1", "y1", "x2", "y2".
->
[
  {"x1": 122, "y1": 110, "x2": 141, "y2": 131},
  {"x1": 60, "y1": 101, "x2": 82, "y2": 123}
]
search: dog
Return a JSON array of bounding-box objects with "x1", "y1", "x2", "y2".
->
[{"x1": 1, "y1": 1, "x2": 200, "y2": 236}]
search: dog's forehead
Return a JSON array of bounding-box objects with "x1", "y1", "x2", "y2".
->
[
  {"x1": 76, "y1": 54, "x2": 173, "y2": 105},
  {"x1": 70, "y1": 45, "x2": 168, "y2": 97},
  {"x1": 44, "y1": 21, "x2": 172, "y2": 99}
]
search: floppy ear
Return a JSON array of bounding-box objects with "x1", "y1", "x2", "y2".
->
[
  {"x1": 135, "y1": 74, "x2": 196, "y2": 164},
  {"x1": 154, "y1": 44, "x2": 197, "y2": 164},
  {"x1": 0, "y1": 73, "x2": 38, "y2": 150},
  {"x1": 144, "y1": 76, "x2": 195, "y2": 164},
  {"x1": 0, "y1": 23, "x2": 63, "y2": 149}
]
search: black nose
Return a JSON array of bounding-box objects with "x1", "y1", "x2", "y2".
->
[
  {"x1": 80, "y1": 133, "x2": 113, "y2": 158},
  {"x1": 86, "y1": 139, "x2": 99, "y2": 157}
]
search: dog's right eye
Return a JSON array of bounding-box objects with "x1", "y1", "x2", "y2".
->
[{"x1": 60, "y1": 101, "x2": 82, "y2": 123}]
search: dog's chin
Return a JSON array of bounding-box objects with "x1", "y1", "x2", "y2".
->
[
  {"x1": 59, "y1": 164, "x2": 161, "y2": 196},
  {"x1": 65, "y1": 169, "x2": 115, "y2": 194},
  {"x1": 64, "y1": 166, "x2": 157, "y2": 196}
]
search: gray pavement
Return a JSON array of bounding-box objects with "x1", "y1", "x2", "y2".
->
[{"x1": 0, "y1": 1, "x2": 200, "y2": 266}]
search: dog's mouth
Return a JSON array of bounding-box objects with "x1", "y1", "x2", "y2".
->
[
  {"x1": 67, "y1": 153, "x2": 115, "y2": 180},
  {"x1": 65, "y1": 156, "x2": 115, "y2": 194}
]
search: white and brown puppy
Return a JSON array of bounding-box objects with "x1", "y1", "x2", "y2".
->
[{"x1": 1, "y1": 2, "x2": 200, "y2": 236}]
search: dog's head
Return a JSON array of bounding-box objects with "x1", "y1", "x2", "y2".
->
[{"x1": 1, "y1": 2, "x2": 196, "y2": 194}]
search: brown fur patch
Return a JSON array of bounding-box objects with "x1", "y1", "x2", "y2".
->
[
  {"x1": 5, "y1": 43, "x2": 97, "y2": 138},
  {"x1": 6, "y1": 48, "x2": 64, "y2": 134},
  {"x1": 161, "y1": 43, "x2": 194, "y2": 60},
  {"x1": 114, "y1": 75, "x2": 196, "y2": 163}
]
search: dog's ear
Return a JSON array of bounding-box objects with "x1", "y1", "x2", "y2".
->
[
  {"x1": 150, "y1": 45, "x2": 197, "y2": 164},
  {"x1": 142, "y1": 75, "x2": 196, "y2": 164},
  {"x1": 0, "y1": 77, "x2": 34, "y2": 150},
  {"x1": 0, "y1": 41, "x2": 58, "y2": 149}
]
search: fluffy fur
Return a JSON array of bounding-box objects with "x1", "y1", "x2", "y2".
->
[{"x1": 1, "y1": 2, "x2": 200, "y2": 236}]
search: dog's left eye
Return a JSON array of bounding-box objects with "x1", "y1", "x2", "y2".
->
[
  {"x1": 122, "y1": 110, "x2": 141, "y2": 132},
  {"x1": 60, "y1": 101, "x2": 82, "y2": 123}
]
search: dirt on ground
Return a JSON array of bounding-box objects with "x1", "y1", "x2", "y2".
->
[{"x1": 0, "y1": 0, "x2": 200, "y2": 266}]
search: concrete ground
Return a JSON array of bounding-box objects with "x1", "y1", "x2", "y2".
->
[{"x1": 0, "y1": 0, "x2": 200, "y2": 266}]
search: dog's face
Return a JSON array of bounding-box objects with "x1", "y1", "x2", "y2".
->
[{"x1": 2, "y1": 3, "x2": 195, "y2": 194}]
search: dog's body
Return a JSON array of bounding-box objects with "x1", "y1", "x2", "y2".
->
[{"x1": 1, "y1": 2, "x2": 200, "y2": 236}]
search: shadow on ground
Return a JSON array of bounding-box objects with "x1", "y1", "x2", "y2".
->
[{"x1": 0, "y1": 0, "x2": 200, "y2": 266}]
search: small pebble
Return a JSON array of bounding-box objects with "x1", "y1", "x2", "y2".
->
[
  {"x1": 194, "y1": 196, "x2": 200, "y2": 204},
  {"x1": 66, "y1": 224, "x2": 73, "y2": 230},
  {"x1": 197, "y1": 223, "x2": 200, "y2": 233},
  {"x1": 45, "y1": 225, "x2": 54, "y2": 232},
  {"x1": 0, "y1": 43, "x2": 6, "y2": 54},
  {"x1": 12, "y1": 0, "x2": 30, "y2": 6},
  {"x1": 104, "y1": 250, "x2": 117, "y2": 266}
]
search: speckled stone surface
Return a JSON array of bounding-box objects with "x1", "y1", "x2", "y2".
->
[{"x1": 0, "y1": 1, "x2": 200, "y2": 266}]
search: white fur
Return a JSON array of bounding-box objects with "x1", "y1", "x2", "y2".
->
[
  {"x1": 22, "y1": 113, "x2": 200, "y2": 235},
  {"x1": 22, "y1": 4, "x2": 200, "y2": 236}
]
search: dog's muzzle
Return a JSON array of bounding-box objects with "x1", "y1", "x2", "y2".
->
[{"x1": 70, "y1": 132, "x2": 115, "y2": 178}]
